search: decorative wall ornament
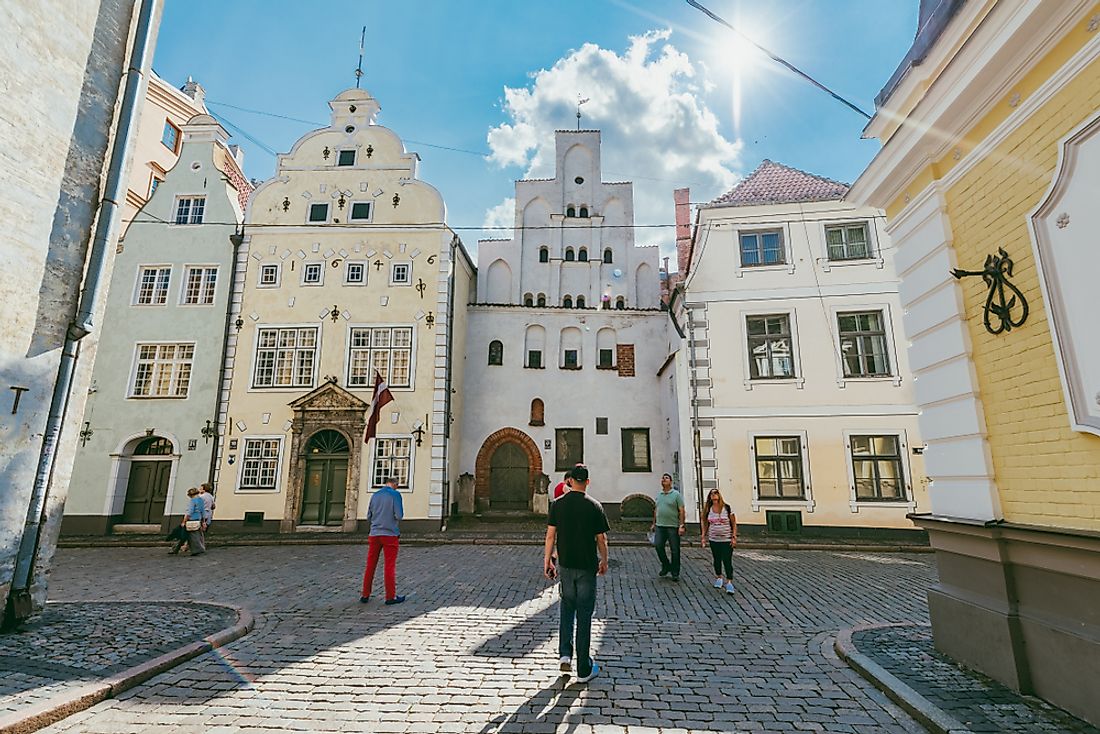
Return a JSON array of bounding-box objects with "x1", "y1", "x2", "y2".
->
[
  {"x1": 392, "y1": 192, "x2": 400, "y2": 208},
  {"x1": 951, "y1": 247, "x2": 1029, "y2": 335},
  {"x1": 1056, "y1": 212, "x2": 1070, "y2": 229},
  {"x1": 425, "y1": 312, "x2": 435, "y2": 329},
  {"x1": 1008, "y1": 93, "x2": 1021, "y2": 108},
  {"x1": 322, "y1": 146, "x2": 331, "y2": 160},
  {"x1": 416, "y1": 278, "x2": 426, "y2": 298},
  {"x1": 330, "y1": 305, "x2": 341, "y2": 323},
  {"x1": 79, "y1": 421, "x2": 93, "y2": 447},
  {"x1": 1088, "y1": 14, "x2": 1099, "y2": 32},
  {"x1": 201, "y1": 419, "x2": 218, "y2": 444},
  {"x1": 282, "y1": 197, "x2": 291, "y2": 212},
  {"x1": 365, "y1": 145, "x2": 374, "y2": 158},
  {"x1": 373, "y1": 259, "x2": 384, "y2": 271}
]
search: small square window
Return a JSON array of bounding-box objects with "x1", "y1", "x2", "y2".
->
[
  {"x1": 308, "y1": 203, "x2": 329, "y2": 223},
  {"x1": 174, "y1": 197, "x2": 205, "y2": 225},
  {"x1": 302, "y1": 263, "x2": 323, "y2": 285},
  {"x1": 345, "y1": 262, "x2": 365, "y2": 284},
  {"x1": 621, "y1": 428, "x2": 651, "y2": 472},
  {"x1": 555, "y1": 428, "x2": 584, "y2": 471},
  {"x1": 391, "y1": 263, "x2": 411, "y2": 285},
  {"x1": 337, "y1": 149, "x2": 356, "y2": 167},
  {"x1": 596, "y1": 417, "x2": 608, "y2": 435},
  {"x1": 740, "y1": 230, "x2": 785, "y2": 267},
  {"x1": 563, "y1": 349, "x2": 579, "y2": 369},
  {"x1": 826, "y1": 223, "x2": 871, "y2": 261},
  {"x1": 350, "y1": 202, "x2": 372, "y2": 221},
  {"x1": 161, "y1": 120, "x2": 180, "y2": 152},
  {"x1": 259, "y1": 264, "x2": 280, "y2": 287},
  {"x1": 598, "y1": 349, "x2": 614, "y2": 369},
  {"x1": 527, "y1": 350, "x2": 542, "y2": 369}
]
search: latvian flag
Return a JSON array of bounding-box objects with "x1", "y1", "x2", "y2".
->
[{"x1": 363, "y1": 370, "x2": 395, "y2": 444}]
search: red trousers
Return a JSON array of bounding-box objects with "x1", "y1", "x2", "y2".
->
[{"x1": 362, "y1": 535, "x2": 399, "y2": 600}]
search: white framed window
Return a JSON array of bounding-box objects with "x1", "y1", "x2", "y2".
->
[
  {"x1": 133, "y1": 266, "x2": 172, "y2": 306},
  {"x1": 336, "y1": 149, "x2": 356, "y2": 167},
  {"x1": 390, "y1": 263, "x2": 411, "y2": 285},
  {"x1": 826, "y1": 222, "x2": 872, "y2": 261},
  {"x1": 181, "y1": 266, "x2": 218, "y2": 305},
  {"x1": 308, "y1": 202, "x2": 329, "y2": 223},
  {"x1": 252, "y1": 326, "x2": 319, "y2": 388},
  {"x1": 347, "y1": 325, "x2": 414, "y2": 389},
  {"x1": 161, "y1": 120, "x2": 180, "y2": 152},
  {"x1": 345, "y1": 261, "x2": 366, "y2": 285},
  {"x1": 258, "y1": 263, "x2": 281, "y2": 287},
  {"x1": 129, "y1": 342, "x2": 194, "y2": 398},
  {"x1": 749, "y1": 430, "x2": 814, "y2": 513},
  {"x1": 739, "y1": 229, "x2": 785, "y2": 267},
  {"x1": 741, "y1": 310, "x2": 804, "y2": 389},
  {"x1": 301, "y1": 262, "x2": 324, "y2": 286},
  {"x1": 828, "y1": 303, "x2": 902, "y2": 388},
  {"x1": 174, "y1": 196, "x2": 205, "y2": 225},
  {"x1": 237, "y1": 437, "x2": 282, "y2": 492},
  {"x1": 349, "y1": 201, "x2": 373, "y2": 222},
  {"x1": 843, "y1": 431, "x2": 914, "y2": 512},
  {"x1": 370, "y1": 436, "x2": 414, "y2": 490}
]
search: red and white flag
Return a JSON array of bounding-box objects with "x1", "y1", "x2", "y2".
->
[{"x1": 363, "y1": 370, "x2": 394, "y2": 444}]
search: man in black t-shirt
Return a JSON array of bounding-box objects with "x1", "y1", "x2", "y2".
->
[{"x1": 544, "y1": 465, "x2": 609, "y2": 682}]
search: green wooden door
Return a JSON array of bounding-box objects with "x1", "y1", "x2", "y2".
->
[
  {"x1": 489, "y1": 443, "x2": 529, "y2": 511},
  {"x1": 299, "y1": 430, "x2": 350, "y2": 526},
  {"x1": 121, "y1": 461, "x2": 171, "y2": 524}
]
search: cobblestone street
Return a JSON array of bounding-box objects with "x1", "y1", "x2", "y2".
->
[{"x1": 36, "y1": 544, "x2": 936, "y2": 733}]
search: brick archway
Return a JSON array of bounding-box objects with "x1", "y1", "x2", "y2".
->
[{"x1": 475, "y1": 427, "x2": 543, "y2": 508}]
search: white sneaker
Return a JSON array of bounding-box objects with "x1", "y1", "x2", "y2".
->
[
  {"x1": 559, "y1": 656, "x2": 571, "y2": 673},
  {"x1": 712, "y1": 577, "x2": 724, "y2": 588},
  {"x1": 725, "y1": 581, "x2": 736, "y2": 594},
  {"x1": 575, "y1": 662, "x2": 600, "y2": 683}
]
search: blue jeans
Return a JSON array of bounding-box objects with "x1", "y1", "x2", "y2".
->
[
  {"x1": 558, "y1": 566, "x2": 597, "y2": 677},
  {"x1": 654, "y1": 525, "x2": 681, "y2": 576}
]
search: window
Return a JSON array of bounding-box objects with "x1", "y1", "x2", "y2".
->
[
  {"x1": 527, "y1": 350, "x2": 543, "y2": 368},
  {"x1": 579, "y1": 207, "x2": 589, "y2": 218},
  {"x1": 838, "y1": 311, "x2": 890, "y2": 377},
  {"x1": 161, "y1": 120, "x2": 180, "y2": 152},
  {"x1": 349, "y1": 202, "x2": 372, "y2": 222},
  {"x1": 566, "y1": 206, "x2": 576, "y2": 218},
  {"x1": 596, "y1": 417, "x2": 608, "y2": 435},
  {"x1": 134, "y1": 266, "x2": 171, "y2": 305},
  {"x1": 372, "y1": 437, "x2": 412, "y2": 488},
  {"x1": 598, "y1": 349, "x2": 614, "y2": 368},
  {"x1": 488, "y1": 340, "x2": 503, "y2": 366},
  {"x1": 240, "y1": 438, "x2": 280, "y2": 490},
  {"x1": 302, "y1": 262, "x2": 323, "y2": 285},
  {"x1": 539, "y1": 247, "x2": 549, "y2": 263},
  {"x1": 308, "y1": 202, "x2": 329, "y2": 223},
  {"x1": 555, "y1": 428, "x2": 583, "y2": 471},
  {"x1": 174, "y1": 197, "x2": 206, "y2": 225},
  {"x1": 603, "y1": 248, "x2": 613, "y2": 264},
  {"x1": 391, "y1": 263, "x2": 411, "y2": 285},
  {"x1": 564, "y1": 248, "x2": 575, "y2": 262},
  {"x1": 576, "y1": 296, "x2": 586, "y2": 309},
  {"x1": 348, "y1": 326, "x2": 414, "y2": 388},
  {"x1": 754, "y1": 436, "x2": 805, "y2": 499},
  {"x1": 536, "y1": 294, "x2": 546, "y2": 307},
  {"x1": 578, "y1": 248, "x2": 588, "y2": 262},
  {"x1": 615, "y1": 297, "x2": 625, "y2": 310},
  {"x1": 850, "y1": 435, "x2": 905, "y2": 501},
  {"x1": 530, "y1": 398, "x2": 545, "y2": 426},
  {"x1": 563, "y1": 349, "x2": 579, "y2": 369},
  {"x1": 345, "y1": 262, "x2": 365, "y2": 285},
  {"x1": 826, "y1": 223, "x2": 871, "y2": 260},
  {"x1": 740, "y1": 230, "x2": 785, "y2": 267},
  {"x1": 523, "y1": 294, "x2": 534, "y2": 307},
  {"x1": 562, "y1": 296, "x2": 573, "y2": 309},
  {"x1": 149, "y1": 176, "x2": 162, "y2": 197},
  {"x1": 182, "y1": 266, "x2": 218, "y2": 305},
  {"x1": 252, "y1": 327, "x2": 318, "y2": 388},
  {"x1": 259, "y1": 264, "x2": 280, "y2": 287},
  {"x1": 337, "y1": 149, "x2": 356, "y2": 166},
  {"x1": 621, "y1": 428, "x2": 652, "y2": 472},
  {"x1": 746, "y1": 314, "x2": 794, "y2": 379},
  {"x1": 130, "y1": 343, "x2": 194, "y2": 397}
]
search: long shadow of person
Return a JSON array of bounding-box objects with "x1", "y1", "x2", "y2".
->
[{"x1": 478, "y1": 676, "x2": 592, "y2": 734}]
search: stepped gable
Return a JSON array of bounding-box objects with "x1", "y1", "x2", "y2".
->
[{"x1": 709, "y1": 159, "x2": 849, "y2": 207}]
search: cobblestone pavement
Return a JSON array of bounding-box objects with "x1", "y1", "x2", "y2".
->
[
  {"x1": 853, "y1": 624, "x2": 1100, "y2": 734},
  {"x1": 0, "y1": 601, "x2": 236, "y2": 716},
  {"x1": 37, "y1": 544, "x2": 937, "y2": 733}
]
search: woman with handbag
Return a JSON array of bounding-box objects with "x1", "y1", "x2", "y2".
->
[
  {"x1": 700, "y1": 488, "x2": 737, "y2": 594},
  {"x1": 184, "y1": 487, "x2": 206, "y2": 556}
]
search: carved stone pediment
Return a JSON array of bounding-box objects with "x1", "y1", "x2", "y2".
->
[{"x1": 289, "y1": 382, "x2": 368, "y2": 413}]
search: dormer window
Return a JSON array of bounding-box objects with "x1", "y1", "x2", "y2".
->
[
  {"x1": 578, "y1": 248, "x2": 588, "y2": 262},
  {"x1": 566, "y1": 206, "x2": 576, "y2": 218},
  {"x1": 337, "y1": 149, "x2": 356, "y2": 167},
  {"x1": 579, "y1": 206, "x2": 589, "y2": 218},
  {"x1": 538, "y1": 247, "x2": 549, "y2": 263},
  {"x1": 564, "y1": 248, "x2": 575, "y2": 262}
]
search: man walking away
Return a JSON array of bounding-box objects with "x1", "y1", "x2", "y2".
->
[
  {"x1": 361, "y1": 477, "x2": 405, "y2": 605},
  {"x1": 651, "y1": 473, "x2": 685, "y2": 580},
  {"x1": 544, "y1": 465, "x2": 609, "y2": 683}
]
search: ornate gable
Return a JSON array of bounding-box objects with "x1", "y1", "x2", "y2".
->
[{"x1": 289, "y1": 381, "x2": 369, "y2": 413}]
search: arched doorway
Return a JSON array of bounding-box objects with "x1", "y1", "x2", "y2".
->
[
  {"x1": 299, "y1": 429, "x2": 350, "y2": 526},
  {"x1": 490, "y1": 443, "x2": 530, "y2": 510},
  {"x1": 121, "y1": 436, "x2": 173, "y2": 525}
]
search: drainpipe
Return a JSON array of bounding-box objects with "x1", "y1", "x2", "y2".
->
[
  {"x1": 684, "y1": 294, "x2": 706, "y2": 528},
  {"x1": 440, "y1": 233, "x2": 460, "y2": 531},
  {"x1": 208, "y1": 226, "x2": 245, "y2": 490},
  {"x1": 6, "y1": 0, "x2": 159, "y2": 627}
]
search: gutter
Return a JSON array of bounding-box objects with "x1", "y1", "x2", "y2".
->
[
  {"x1": 208, "y1": 226, "x2": 245, "y2": 488},
  {"x1": 440, "y1": 233, "x2": 463, "y2": 531},
  {"x1": 6, "y1": 0, "x2": 160, "y2": 628}
]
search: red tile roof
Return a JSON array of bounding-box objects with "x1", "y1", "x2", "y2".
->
[{"x1": 709, "y1": 160, "x2": 849, "y2": 207}]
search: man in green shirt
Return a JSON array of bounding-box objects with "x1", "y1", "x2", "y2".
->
[{"x1": 651, "y1": 473, "x2": 685, "y2": 580}]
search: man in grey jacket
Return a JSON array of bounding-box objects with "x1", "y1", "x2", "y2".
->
[{"x1": 360, "y1": 477, "x2": 405, "y2": 605}]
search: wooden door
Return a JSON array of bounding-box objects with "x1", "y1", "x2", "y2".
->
[
  {"x1": 299, "y1": 430, "x2": 350, "y2": 526},
  {"x1": 489, "y1": 443, "x2": 529, "y2": 511},
  {"x1": 122, "y1": 461, "x2": 171, "y2": 524}
]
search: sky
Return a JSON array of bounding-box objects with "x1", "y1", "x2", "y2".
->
[{"x1": 153, "y1": 0, "x2": 919, "y2": 266}]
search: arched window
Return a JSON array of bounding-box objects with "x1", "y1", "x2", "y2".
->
[
  {"x1": 597, "y1": 327, "x2": 616, "y2": 368},
  {"x1": 578, "y1": 248, "x2": 588, "y2": 262},
  {"x1": 615, "y1": 296, "x2": 626, "y2": 310},
  {"x1": 523, "y1": 293, "x2": 534, "y2": 307},
  {"x1": 134, "y1": 436, "x2": 173, "y2": 455},
  {"x1": 536, "y1": 293, "x2": 546, "y2": 307},
  {"x1": 306, "y1": 429, "x2": 349, "y2": 455},
  {"x1": 602, "y1": 297, "x2": 611, "y2": 310},
  {"x1": 488, "y1": 339, "x2": 504, "y2": 365},
  {"x1": 576, "y1": 295, "x2": 586, "y2": 309},
  {"x1": 564, "y1": 247, "x2": 575, "y2": 262},
  {"x1": 538, "y1": 247, "x2": 549, "y2": 263},
  {"x1": 525, "y1": 325, "x2": 546, "y2": 368},
  {"x1": 603, "y1": 248, "x2": 613, "y2": 264},
  {"x1": 529, "y1": 398, "x2": 545, "y2": 426},
  {"x1": 562, "y1": 295, "x2": 573, "y2": 309},
  {"x1": 560, "y1": 326, "x2": 582, "y2": 369},
  {"x1": 566, "y1": 206, "x2": 576, "y2": 218},
  {"x1": 579, "y1": 206, "x2": 589, "y2": 218}
]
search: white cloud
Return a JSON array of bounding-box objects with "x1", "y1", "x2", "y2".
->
[
  {"x1": 484, "y1": 29, "x2": 741, "y2": 262},
  {"x1": 482, "y1": 197, "x2": 515, "y2": 232}
]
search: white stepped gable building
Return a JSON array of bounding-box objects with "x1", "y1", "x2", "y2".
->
[{"x1": 460, "y1": 130, "x2": 674, "y2": 517}]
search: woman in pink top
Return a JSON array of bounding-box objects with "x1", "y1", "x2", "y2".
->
[{"x1": 700, "y1": 489, "x2": 737, "y2": 594}]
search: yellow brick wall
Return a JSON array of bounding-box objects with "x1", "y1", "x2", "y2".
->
[{"x1": 944, "y1": 53, "x2": 1100, "y2": 531}]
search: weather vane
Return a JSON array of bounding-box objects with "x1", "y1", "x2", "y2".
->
[
  {"x1": 576, "y1": 95, "x2": 589, "y2": 130},
  {"x1": 355, "y1": 25, "x2": 366, "y2": 88}
]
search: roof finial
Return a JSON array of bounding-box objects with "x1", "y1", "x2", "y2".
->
[
  {"x1": 576, "y1": 94, "x2": 589, "y2": 130},
  {"x1": 355, "y1": 25, "x2": 366, "y2": 88}
]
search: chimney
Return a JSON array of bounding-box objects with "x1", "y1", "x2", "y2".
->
[
  {"x1": 674, "y1": 188, "x2": 691, "y2": 276},
  {"x1": 180, "y1": 76, "x2": 206, "y2": 106}
]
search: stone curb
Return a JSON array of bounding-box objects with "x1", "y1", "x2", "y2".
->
[
  {"x1": 0, "y1": 600, "x2": 254, "y2": 734},
  {"x1": 834, "y1": 623, "x2": 972, "y2": 734}
]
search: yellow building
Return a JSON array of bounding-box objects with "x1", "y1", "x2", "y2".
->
[
  {"x1": 214, "y1": 88, "x2": 474, "y2": 532},
  {"x1": 849, "y1": 0, "x2": 1100, "y2": 724}
]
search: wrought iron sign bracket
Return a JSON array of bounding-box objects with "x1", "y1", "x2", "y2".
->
[{"x1": 951, "y1": 247, "x2": 1029, "y2": 335}]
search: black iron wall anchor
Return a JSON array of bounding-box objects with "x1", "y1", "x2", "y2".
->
[{"x1": 951, "y1": 247, "x2": 1029, "y2": 335}]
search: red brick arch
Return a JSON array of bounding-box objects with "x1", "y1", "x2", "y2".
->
[{"x1": 475, "y1": 427, "x2": 543, "y2": 507}]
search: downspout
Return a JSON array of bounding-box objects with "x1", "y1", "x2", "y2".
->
[
  {"x1": 440, "y1": 233, "x2": 460, "y2": 531},
  {"x1": 7, "y1": 0, "x2": 159, "y2": 624},
  {"x1": 208, "y1": 226, "x2": 245, "y2": 489},
  {"x1": 683, "y1": 292, "x2": 706, "y2": 529}
]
